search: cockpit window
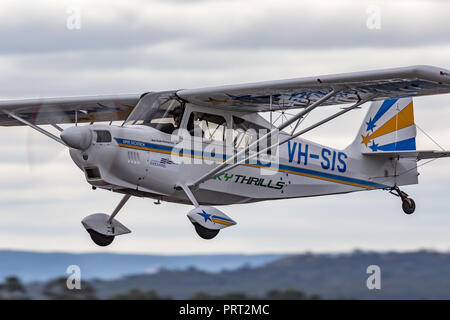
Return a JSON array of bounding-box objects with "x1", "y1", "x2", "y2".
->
[
  {"x1": 187, "y1": 112, "x2": 227, "y2": 142},
  {"x1": 124, "y1": 92, "x2": 185, "y2": 134}
]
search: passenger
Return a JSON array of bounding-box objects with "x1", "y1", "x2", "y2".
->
[{"x1": 187, "y1": 113, "x2": 204, "y2": 137}]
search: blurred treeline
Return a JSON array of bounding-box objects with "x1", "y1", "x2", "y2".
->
[{"x1": 0, "y1": 276, "x2": 320, "y2": 300}]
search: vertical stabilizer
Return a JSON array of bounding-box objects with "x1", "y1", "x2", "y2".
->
[
  {"x1": 346, "y1": 97, "x2": 419, "y2": 186},
  {"x1": 348, "y1": 97, "x2": 416, "y2": 154}
]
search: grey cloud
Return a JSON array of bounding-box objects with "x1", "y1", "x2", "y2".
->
[
  {"x1": 0, "y1": 22, "x2": 183, "y2": 55},
  {"x1": 0, "y1": 0, "x2": 449, "y2": 57},
  {"x1": 196, "y1": 6, "x2": 450, "y2": 50},
  {"x1": 0, "y1": 1, "x2": 187, "y2": 55}
]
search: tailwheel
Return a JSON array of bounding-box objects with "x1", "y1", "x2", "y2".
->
[
  {"x1": 87, "y1": 229, "x2": 115, "y2": 247},
  {"x1": 402, "y1": 198, "x2": 416, "y2": 215},
  {"x1": 193, "y1": 223, "x2": 219, "y2": 240},
  {"x1": 390, "y1": 186, "x2": 416, "y2": 215}
]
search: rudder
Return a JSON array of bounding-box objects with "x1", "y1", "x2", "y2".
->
[{"x1": 348, "y1": 97, "x2": 416, "y2": 154}]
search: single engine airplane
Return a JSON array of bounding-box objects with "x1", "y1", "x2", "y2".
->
[{"x1": 1, "y1": 65, "x2": 450, "y2": 246}]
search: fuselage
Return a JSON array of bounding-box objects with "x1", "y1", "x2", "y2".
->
[{"x1": 69, "y1": 121, "x2": 399, "y2": 206}]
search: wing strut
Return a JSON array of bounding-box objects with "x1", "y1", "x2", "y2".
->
[
  {"x1": 51, "y1": 123, "x2": 64, "y2": 132},
  {"x1": 188, "y1": 88, "x2": 342, "y2": 188},
  {"x1": 2, "y1": 110, "x2": 66, "y2": 146},
  {"x1": 209, "y1": 94, "x2": 377, "y2": 179},
  {"x1": 280, "y1": 94, "x2": 377, "y2": 144}
]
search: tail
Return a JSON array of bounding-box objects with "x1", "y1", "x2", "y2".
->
[
  {"x1": 348, "y1": 97, "x2": 416, "y2": 154},
  {"x1": 346, "y1": 97, "x2": 418, "y2": 187},
  {"x1": 346, "y1": 97, "x2": 450, "y2": 187}
]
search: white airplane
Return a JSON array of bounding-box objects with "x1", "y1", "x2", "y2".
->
[{"x1": 1, "y1": 65, "x2": 450, "y2": 246}]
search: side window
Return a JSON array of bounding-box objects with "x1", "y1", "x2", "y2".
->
[
  {"x1": 232, "y1": 119, "x2": 256, "y2": 149},
  {"x1": 188, "y1": 112, "x2": 227, "y2": 142},
  {"x1": 232, "y1": 116, "x2": 271, "y2": 153}
]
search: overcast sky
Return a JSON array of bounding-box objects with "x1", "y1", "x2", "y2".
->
[{"x1": 1, "y1": 0, "x2": 450, "y2": 254}]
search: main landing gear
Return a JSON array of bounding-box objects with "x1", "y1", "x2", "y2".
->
[
  {"x1": 176, "y1": 184, "x2": 237, "y2": 240},
  {"x1": 390, "y1": 186, "x2": 416, "y2": 215}
]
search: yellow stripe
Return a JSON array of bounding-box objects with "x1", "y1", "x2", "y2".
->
[
  {"x1": 235, "y1": 162, "x2": 375, "y2": 189},
  {"x1": 119, "y1": 144, "x2": 377, "y2": 190},
  {"x1": 212, "y1": 218, "x2": 234, "y2": 226},
  {"x1": 278, "y1": 168, "x2": 376, "y2": 190},
  {"x1": 362, "y1": 102, "x2": 414, "y2": 146}
]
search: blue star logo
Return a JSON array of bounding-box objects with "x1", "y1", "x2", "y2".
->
[
  {"x1": 197, "y1": 210, "x2": 212, "y2": 223},
  {"x1": 369, "y1": 141, "x2": 379, "y2": 152},
  {"x1": 366, "y1": 117, "x2": 376, "y2": 132}
]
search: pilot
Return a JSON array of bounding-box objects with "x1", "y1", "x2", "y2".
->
[
  {"x1": 158, "y1": 105, "x2": 184, "y2": 135},
  {"x1": 172, "y1": 106, "x2": 183, "y2": 129}
]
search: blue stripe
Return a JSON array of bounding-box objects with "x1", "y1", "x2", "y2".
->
[
  {"x1": 376, "y1": 137, "x2": 416, "y2": 151},
  {"x1": 373, "y1": 99, "x2": 398, "y2": 124},
  {"x1": 366, "y1": 98, "x2": 398, "y2": 132},
  {"x1": 115, "y1": 138, "x2": 388, "y2": 189}
]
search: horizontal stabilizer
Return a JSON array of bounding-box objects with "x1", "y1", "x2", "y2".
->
[{"x1": 363, "y1": 150, "x2": 450, "y2": 161}]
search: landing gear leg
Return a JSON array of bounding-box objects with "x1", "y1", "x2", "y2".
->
[
  {"x1": 107, "y1": 194, "x2": 132, "y2": 225},
  {"x1": 390, "y1": 186, "x2": 416, "y2": 215}
]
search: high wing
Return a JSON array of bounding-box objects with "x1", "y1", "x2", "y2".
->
[
  {"x1": 2, "y1": 65, "x2": 450, "y2": 126},
  {"x1": 177, "y1": 65, "x2": 450, "y2": 112},
  {"x1": 0, "y1": 94, "x2": 140, "y2": 126}
]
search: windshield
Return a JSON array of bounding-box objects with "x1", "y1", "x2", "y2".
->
[{"x1": 124, "y1": 91, "x2": 184, "y2": 134}]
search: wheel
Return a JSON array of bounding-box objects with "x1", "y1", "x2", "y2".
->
[
  {"x1": 402, "y1": 198, "x2": 416, "y2": 215},
  {"x1": 193, "y1": 223, "x2": 219, "y2": 240},
  {"x1": 87, "y1": 229, "x2": 115, "y2": 246}
]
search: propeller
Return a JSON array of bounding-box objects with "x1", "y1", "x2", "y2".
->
[{"x1": 25, "y1": 99, "x2": 69, "y2": 170}]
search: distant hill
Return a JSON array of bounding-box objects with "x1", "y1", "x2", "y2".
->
[
  {"x1": 0, "y1": 250, "x2": 284, "y2": 282},
  {"x1": 80, "y1": 250, "x2": 450, "y2": 299},
  {"x1": 6, "y1": 249, "x2": 450, "y2": 299}
]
